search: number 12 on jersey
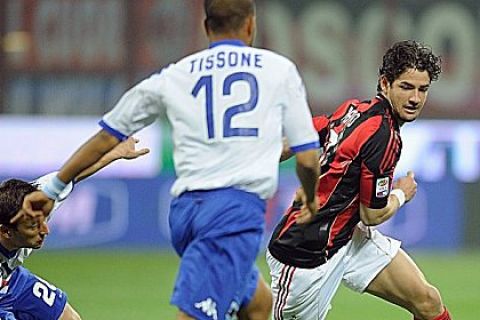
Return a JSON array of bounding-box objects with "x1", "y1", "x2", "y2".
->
[{"x1": 192, "y1": 72, "x2": 259, "y2": 139}]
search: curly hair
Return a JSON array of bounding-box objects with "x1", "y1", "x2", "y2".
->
[
  {"x1": 378, "y1": 40, "x2": 442, "y2": 91},
  {"x1": 0, "y1": 179, "x2": 37, "y2": 226}
]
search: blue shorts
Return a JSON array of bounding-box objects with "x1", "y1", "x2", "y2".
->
[
  {"x1": 0, "y1": 267, "x2": 67, "y2": 320},
  {"x1": 169, "y1": 188, "x2": 266, "y2": 320}
]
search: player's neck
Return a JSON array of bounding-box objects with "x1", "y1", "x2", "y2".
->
[
  {"x1": 208, "y1": 33, "x2": 250, "y2": 46},
  {"x1": 0, "y1": 237, "x2": 18, "y2": 254},
  {"x1": 380, "y1": 93, "x2": 405, "y2": 127}
]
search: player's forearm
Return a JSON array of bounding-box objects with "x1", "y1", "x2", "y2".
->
[
  {"x1": 359, "y1": 194, "x2": 401, "y2": 226},
  {"x1": 295, "y1": 150, "x2": 320, "y2": 203},
  {"x1": 73, "y1": 155, "x2": 114, "y2": 184},
  {"x1": 57, "y1": 130, "x2": 120, "y2": 184}
]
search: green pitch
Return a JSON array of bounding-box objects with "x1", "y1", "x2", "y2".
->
[{"x1": 25, "y1": 250, "x2": 479, "y2": 319}]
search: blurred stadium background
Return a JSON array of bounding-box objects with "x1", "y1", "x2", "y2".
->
[{"x1": 1, "y1": 0, "x2": 479, "y2": 318}]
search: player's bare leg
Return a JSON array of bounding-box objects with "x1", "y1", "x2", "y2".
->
[
  {"x1": 239, "y1": 274, "x2": 272, "y2": 320},
  {"x1": 365, "y1": 249, "x2": 449, "y2": 320},
  {"x1": 58, "y1": 303, "x2": 82, "y2": 320}
]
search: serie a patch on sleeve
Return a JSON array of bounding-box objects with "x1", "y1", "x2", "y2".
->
[{"x1": 375, "y1": 177, "x2": 390, "y2": 198}]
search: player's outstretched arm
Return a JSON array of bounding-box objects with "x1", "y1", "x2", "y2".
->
[
  {"x1": 74, "y1": 137, "x2": 150, "y2": 183},
  {"x1": 20, "y1": 130, "x2": 124, "y2": 221},
  {"x1": 360, "y1": 171, "x2": 417, "y2": 226},
  {"x1": 15, "y1": 137, "x2": 148, "y2": 224},
  {"x1": 56, "y1": 129, "x2": 121, "y2": 185}
]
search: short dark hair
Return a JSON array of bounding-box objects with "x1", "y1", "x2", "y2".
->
[
  {"x1": 204, "y1": 0, "x2": 255, "y2": 34},
  {"x1": 378, "y1": 40, "x2": 442, "y2": 91},
  {"x1": 0, "y1": 179, "x2": 37, "y2": 225}
]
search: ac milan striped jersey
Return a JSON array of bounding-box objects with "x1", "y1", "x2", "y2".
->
[{"x1": 268, "y1": 95, "x2": 402, "y2": 268}]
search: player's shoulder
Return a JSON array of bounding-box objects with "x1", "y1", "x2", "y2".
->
[
  {"x1": 175, "y1": 49, "x2": 207, "y2": 67},
  {"x1": 361, "y1": 95, "x2": 390, "y2": 113},
  {"x1": 343, "y1": 96, "x2": 391, "y2": 120},
  {"x1": 331, "y1": 96, "x2": 389, "y2": 135},
  {"x1": 253, "y1": 47, "x2": 299, "y2": 71},
  {"x1": 253, "y1": 47, "x2": 293, "y2": 62},
  {"x1": 360, "y1": 97, "x2": 397, "y2": 139}
]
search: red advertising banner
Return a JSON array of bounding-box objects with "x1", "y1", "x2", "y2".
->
[
  {"x1": 5, "y1": 0, "x2": 127, "y2": 72},
  {"x1": 3, "y1": 0, "x2": 480, "y2": 118}
]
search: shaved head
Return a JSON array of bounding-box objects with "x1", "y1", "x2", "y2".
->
[{"x1": 204, "y1": 0, "x2": 256, "y2": 34}]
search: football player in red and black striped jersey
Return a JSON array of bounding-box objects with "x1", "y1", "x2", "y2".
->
[{"x1": 268, "y1": 40, "x2": 451, "y2": 320}]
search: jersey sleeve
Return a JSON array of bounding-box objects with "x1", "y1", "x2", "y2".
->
[
  {"x1": 100, "y1": 70, "x2": 169, "y2": 139},
  {"x1": 31, "y1": 172, "x2": 74, "y2": 217},
  {"x1": 312, "y1": 115, "x2": 330, "y2": 148},
  {"x1": 281, "y1": 64, "x2": 320, "y2": 153},
  {"x1": 359, "y1": 122, "x2": 400, "y2": 209}
]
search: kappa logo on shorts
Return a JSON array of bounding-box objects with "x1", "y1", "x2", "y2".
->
[
  {"x1": 375, "y1": 177, "x2": 390, "y2": 198},
  {"x1": 194, "y1": 297, "x2": 218, "y2": 320},
  {"x1": 226, "y1": 300, "x2": 240, "y2": 320}
]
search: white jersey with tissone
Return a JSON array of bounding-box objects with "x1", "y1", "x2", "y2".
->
[
  {"x1": 0, "y1": 173, "x2": 73, "y2": 284},
  {"x1": 101, "y1": 40, "x2": 319, "y2": 199}
]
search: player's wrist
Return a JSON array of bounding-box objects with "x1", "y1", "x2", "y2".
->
[
  {"x1": 42, "y1": 175, "x2": 67, "y2": 200},
  {"x1": 390, "y1": 189, "x2": 406, "y2": 207}
]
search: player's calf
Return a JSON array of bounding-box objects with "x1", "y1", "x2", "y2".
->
[{"x1": 409, "y1": 284, "x2": 445, "y2": 320}]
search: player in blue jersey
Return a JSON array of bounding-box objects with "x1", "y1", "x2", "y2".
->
[
  {"x1": 0, "y1": 137, "x2": 148, "y2": 320},
  {"x1": 21, "y1": 1, "x2": 320, "y2": 319}
]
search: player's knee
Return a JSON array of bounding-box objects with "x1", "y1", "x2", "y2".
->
[{"x1": 412, "y1": 284, "x2": 444, "y2": 319}]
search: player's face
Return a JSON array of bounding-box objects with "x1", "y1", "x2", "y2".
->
[
  {"x1": 9, "y1": 213, "x2": 49, "y2": 249},
  {"x1": 383, "y1": 68, "x2": 431, "y2": 123}
]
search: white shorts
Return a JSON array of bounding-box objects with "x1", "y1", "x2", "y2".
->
[{"x1": 267, "y1": 226, "x2": 401, "y2": 320}]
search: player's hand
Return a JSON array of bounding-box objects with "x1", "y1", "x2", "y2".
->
[
  {"x1": 106, "y1": 137, "x2": 150, "y2": 161},
  {"x1": 293, "y1": 187, "x2": 319, "y2": 224},
  {"x1": 13, "y1": 191, "x2": 55, "y2": 223},
  {"x1": 296, "y1": 199, "x2": 318, "y2": 224},
  {"x1": 392, "y1": 171, "x2": 417, "y2": 202}
]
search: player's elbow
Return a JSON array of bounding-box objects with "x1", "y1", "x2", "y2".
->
[
  {"x1": 359, "y1": 204, "x2": 389, "y2": 226},
  {"x1": 360, "y1": 214, "x2": 384, "y2": 226},
  {"x1": 295, "y1": 149, "x2": 319, "y2": 170}
]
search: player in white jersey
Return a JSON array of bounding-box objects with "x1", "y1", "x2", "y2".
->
[
  {"x1": 22, "y1": 1, "x2": 320, "y2": 319},
  {"x1": 0, "y1": 138, "x2": 148, "y2": 320}
]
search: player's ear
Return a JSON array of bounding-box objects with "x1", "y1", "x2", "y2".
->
[
  {"x1": 204, "y1": 18, "x2": 211, "y2": 37},
  {"x1": 246, "y1": 15, "x2": 256, "y2": 38},
  {"x1": 0, "y1": 225, "x2": 12, "y2": 239},
  {"x1": 379, "y1": 76, "x2": 390, "y2": 94}
]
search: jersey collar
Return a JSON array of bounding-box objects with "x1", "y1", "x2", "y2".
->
[{"x1": 209, "y1": 39, "x2": 247, "y2": 49}]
